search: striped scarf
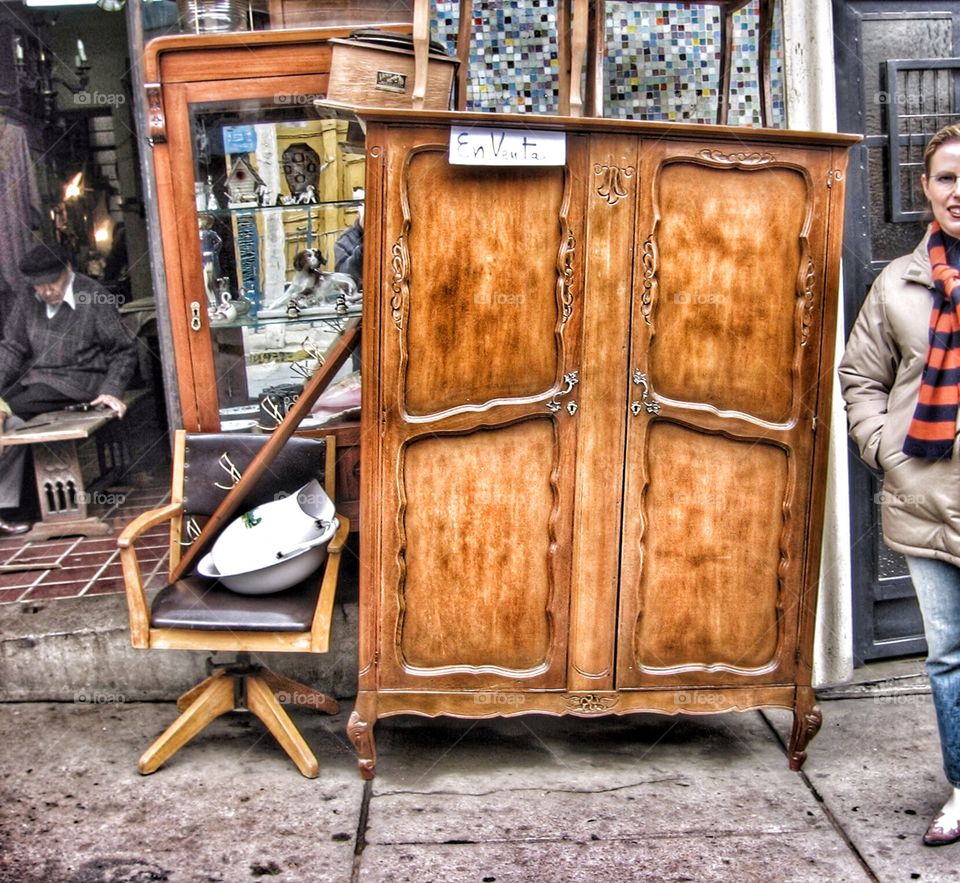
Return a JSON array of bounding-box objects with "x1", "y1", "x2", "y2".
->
[{"x1": 903, "y1": 222, "x2": 960, "y2": 460}]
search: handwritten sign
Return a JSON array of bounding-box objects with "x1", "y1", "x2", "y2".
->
[{"x1": 449, "y1": 126, "x2": 566, "y2": 167}]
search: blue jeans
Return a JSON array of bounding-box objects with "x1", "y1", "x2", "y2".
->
[{"x1": 905, "y1": 555, "x2": 960, "y2": 787}]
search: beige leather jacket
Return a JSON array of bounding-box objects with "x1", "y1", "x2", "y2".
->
[{"x1": 839, "y1": 229, "x2": 960, "y2": 566}]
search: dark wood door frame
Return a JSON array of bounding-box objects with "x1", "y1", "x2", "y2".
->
[{"x1": 832, "y1": 0, "x2": 960, "y2": 664}]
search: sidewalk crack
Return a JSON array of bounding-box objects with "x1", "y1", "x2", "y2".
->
[
  {"x1": 759, "y1": 709, "x2": 880, "y2": 882},
  {"x1": 374, "y1": 777, "x2": 688, "y2": 799},
  {"x1": 350, "y1": 778, "x2": 373, "y2": 883}
]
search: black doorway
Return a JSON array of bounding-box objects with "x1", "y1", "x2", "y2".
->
[{"x1": 833, "y1": 0, "x2": 960, "y2": 663}]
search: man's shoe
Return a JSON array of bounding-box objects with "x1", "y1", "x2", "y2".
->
[
  {"x1": 923, "y1": 813, "x2": 960, "y2": 846},
  {"x1": 0, "y1": 517, "x2": 30, "y2": 537}
]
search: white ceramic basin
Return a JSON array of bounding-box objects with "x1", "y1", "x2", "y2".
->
[
  {"x1": 197, "y1": 518, "x2": 338, "y2": 595},
  {"x1": 210, "y1": 478, "x2": 334, "y2": 577}
]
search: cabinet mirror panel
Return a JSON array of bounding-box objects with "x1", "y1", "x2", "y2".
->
[{"x1": 187, "y1": 98, "x2": 365, "y2": 430}]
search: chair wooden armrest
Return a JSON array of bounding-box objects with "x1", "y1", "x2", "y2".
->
[
  {"x1": 117, "y1": 501, "x2": 183, "y2": 548},
  {"x1": 118, "y1": 501, "x2": 182, "y2": 648},
  {"x1": 311, "y1": 514, "x2": 350, "y2": 652}
]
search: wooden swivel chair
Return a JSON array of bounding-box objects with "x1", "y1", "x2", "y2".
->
[{"x1": 117, "y1": 430, "x2": 350, "y2": 778}]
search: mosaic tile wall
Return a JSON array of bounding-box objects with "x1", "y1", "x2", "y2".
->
[
  {"x1": 432, "y1": 0, "x2": 784, "y2": 126},
  {"x1": 729, "y1": 0, "x2": 784, "y2": 126},
  {"x1": 434, "y1": 0, "x2": 563, "y2": 114}
]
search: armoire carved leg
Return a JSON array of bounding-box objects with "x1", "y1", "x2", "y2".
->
[
  {"x1": 788, "y1": 687, "x2": 823, "y2": 771},
  {"x1": 347, "y1": 693, "x2": 377, "y2": 780}
]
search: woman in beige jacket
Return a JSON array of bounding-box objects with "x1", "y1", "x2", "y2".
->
[{"x1": 840, "y1": 122, "x2": 960, "y2": 847}]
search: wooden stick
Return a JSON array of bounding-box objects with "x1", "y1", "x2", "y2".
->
[{"x1": 170, "y1": 318, "x2": 361, "y2": 582}]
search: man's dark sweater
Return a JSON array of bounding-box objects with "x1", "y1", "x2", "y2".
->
[{"x1": 0, "y1": 273, "x2": 137, "y2": 402}]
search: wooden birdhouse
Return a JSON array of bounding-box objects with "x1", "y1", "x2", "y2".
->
[{"x1": 225, "y1": 155, "x2": 264, "y2": 206}]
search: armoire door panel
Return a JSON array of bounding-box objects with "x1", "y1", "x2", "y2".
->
[
  {"x1": 396, "y1": 147, "x2": 570, "y2": 417},
  {"x1": 618, "y1": 421, "x2": 791, "y2": 683},
  {"x1": 646, "y1": 152, "x2": 814, "y2": 425},
  {"x1": 380, "y1": 417, "x2": 571, "y2": 687}
]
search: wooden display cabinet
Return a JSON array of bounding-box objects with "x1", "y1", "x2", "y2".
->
[
  {"x1": 143, "y1": 27, "x2": 409, "y2": 525},
  {"x1": 348, "y1": 109, "x2": 859, "y2": 779}
]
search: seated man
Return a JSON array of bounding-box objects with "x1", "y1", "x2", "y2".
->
[{"x1": 0, "y1": 243, "x2": 138, "y2": 535}]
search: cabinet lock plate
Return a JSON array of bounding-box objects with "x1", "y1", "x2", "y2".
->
[
  {"x1": 630, "y1": 370, "x2": 660, "y2": 415},
  {"x1": 546, "y1": 370, "x2": 580, "y2": 414}
]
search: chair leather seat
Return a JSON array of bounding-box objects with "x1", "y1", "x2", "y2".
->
[{"x1": 150, "y1": 576, "x2": 321, "y2": 631}]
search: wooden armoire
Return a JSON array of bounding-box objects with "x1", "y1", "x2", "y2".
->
[{"x1": 348, "y1": 110, "x2": 858, "y2": 779}]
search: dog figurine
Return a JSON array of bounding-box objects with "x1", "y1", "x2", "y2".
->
[
  {"x1": 286, "y1": 248, "x2": 327, "y2": 300},
  {"x1": 296, "y1": 184, "x2": 318, "y2": 205}
]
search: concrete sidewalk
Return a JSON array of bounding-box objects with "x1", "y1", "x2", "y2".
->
[{"x1": 0, "y1": 658, "x2": 956, "y2": 883}]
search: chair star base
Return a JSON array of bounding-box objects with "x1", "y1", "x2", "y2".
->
[{"x1": 139, "y1": 658, "x2": 338, "y2": 779}]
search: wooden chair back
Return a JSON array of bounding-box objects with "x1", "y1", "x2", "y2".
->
[{"x1": 170, "y1": 432, "x2": 333, "y2": 574}]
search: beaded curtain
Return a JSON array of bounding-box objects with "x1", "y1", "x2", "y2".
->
[{"x1": 432, "y1": 0, "x2": 784, "y2": 126}]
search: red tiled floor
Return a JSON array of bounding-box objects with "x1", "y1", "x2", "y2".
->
[
  {"x1": 84, "y1": 578, "x2": 128, "y2": 595},
  {"x1": 5, "y1": 554, "x2": 69, "y2": 570},
  {"x1": 0, "y1": 571, "x2": 45, "y2": 589},
  {"x1": 0, "y1": 475, "x2": 170, "y2": 603},
  {"x1": 21, "y1": 582, "x2": 93, "y2": 601},
  {"x1": 22, "y1": 537, "x2": 76, "y2": 549},
  {"x1": 57, "y1": 552, "x2": 118, "y2": 568},
  {"x1": 1, "y1": 546, "x2": 67, "y2": 563},
  {"x1": 43, "y1": 565, "x2": 105, "y2": 586},
  {"x1": 67, "y1": 538, "x2": 122, "y2": 553}
]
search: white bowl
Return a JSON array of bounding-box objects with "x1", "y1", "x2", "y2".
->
[
  {"x1": 210, "y1": 478, "x2": 334, "y2": 576},
  {"x1": 197, "y1": 519, "x2": 338, "y2": 595}
]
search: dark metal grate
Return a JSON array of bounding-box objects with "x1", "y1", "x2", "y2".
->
[{"x1": 884, "y1": 58, "x2": 960, "y2": 221}]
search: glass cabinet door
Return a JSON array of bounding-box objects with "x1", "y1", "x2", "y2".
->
[{"x1": 186, "y1": 95, "x2": 364, "y2": 431}]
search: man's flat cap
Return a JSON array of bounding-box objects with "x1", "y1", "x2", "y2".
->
[{"x1": 19, "y1": 243, "x2": 71, "y2": 285}]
